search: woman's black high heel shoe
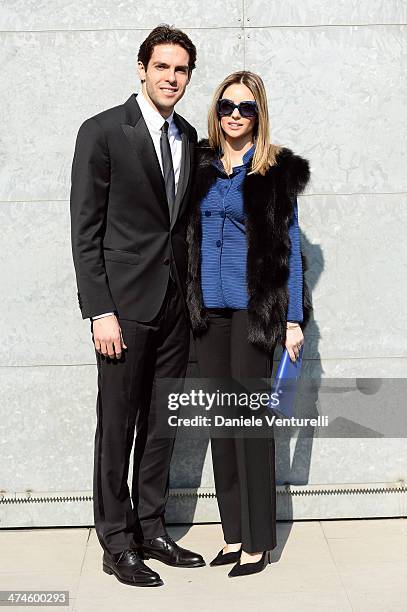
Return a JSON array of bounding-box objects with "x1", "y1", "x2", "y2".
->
[
  {"x1": 228, "y1": 550, "x2": 272, "y2": 577},
  {"x1": 210, "y1": 546, "x2": 242, "y2": 566}
]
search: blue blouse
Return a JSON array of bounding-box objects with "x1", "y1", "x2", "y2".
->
[{"x1": 200, "y1": 145, "x2": 303, "y2": 322}]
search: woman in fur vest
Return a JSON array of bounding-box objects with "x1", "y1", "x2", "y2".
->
[{"x1": 186, "y1": 71, "x2": 312, "y2": 577}]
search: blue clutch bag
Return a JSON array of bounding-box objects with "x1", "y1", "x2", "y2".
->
[{"x1": 269, "y1": 345, "x2": 304, "y2": 418}]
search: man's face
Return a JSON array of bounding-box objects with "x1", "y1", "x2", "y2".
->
[{"x1": 138, "y1": 44, "x2": 191, "y2": 117}]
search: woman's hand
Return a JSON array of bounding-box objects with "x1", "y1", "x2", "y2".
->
[{"x1": 284, "y1": 324, "x2": 304, "y2": 362}]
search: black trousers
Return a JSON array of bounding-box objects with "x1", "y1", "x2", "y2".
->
[
  {"x1": 92, "y1": 276, "x2": 190, "y2": 554},
  {"x1": 195, "y1": 308, "x2": 277, "y2": 553}
]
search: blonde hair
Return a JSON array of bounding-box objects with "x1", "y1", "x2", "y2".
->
[{"x1": 208, "y1": 71, "x2": 283, "y2": 176}]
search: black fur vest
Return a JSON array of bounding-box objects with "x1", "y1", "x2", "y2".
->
[{"x1": 186, "y1": 139, "x2": 313, "y2": 352}]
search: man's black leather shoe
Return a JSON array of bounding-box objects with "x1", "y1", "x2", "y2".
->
[
  {"x1": 141, "y1": 533, "x2": 205, "y2": 568},
  {"x1": 103, "y1": 549, "x2": 163, "y2": 586}
]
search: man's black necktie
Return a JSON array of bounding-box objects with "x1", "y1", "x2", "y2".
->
[{"x1": 160, "y1": 120, "x2": 176, "y2": 219}]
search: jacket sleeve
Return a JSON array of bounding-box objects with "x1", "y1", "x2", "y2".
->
[
  {"x1": 70, "y1": 117, "x2": 116, "y2": 319},
  {"x1": 286, "y1": 196, "x2": 304, "y2": 322}
]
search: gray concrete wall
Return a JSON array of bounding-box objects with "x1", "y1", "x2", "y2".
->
[{"x1": 1, "y1": 1, "x2": 406, "y2": 527}]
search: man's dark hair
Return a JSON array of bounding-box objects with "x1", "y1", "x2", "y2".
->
[{"x1": 138, "y1": 24, "x2": 196, "y2": 73}]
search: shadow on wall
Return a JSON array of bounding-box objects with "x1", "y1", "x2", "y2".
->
[
  {"x1": 167, "y1": 337, "x2": 210, "y2": 536},
  {"x1": 268, "y1": 230, "x2": 324, "y2": 559},
  {"x1": 280, "y1": 230, "x2": 324, "y2": 488}
]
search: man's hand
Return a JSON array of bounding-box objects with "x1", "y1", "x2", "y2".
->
[{"x1": 92, "y1": 314, "x2": 127, "y2": 359}]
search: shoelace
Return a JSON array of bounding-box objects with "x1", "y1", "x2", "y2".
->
[
  {"x1": 163, "y1": 535, "x2": 176, "y2": 551},
  {"x1": 118, "y1": 549, "x2": 140, "y2": 564}
]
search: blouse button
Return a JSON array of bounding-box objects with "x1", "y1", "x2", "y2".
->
[
  {"x1": 219, "y1": 210, "x2": 226, "y2": 218},
  {"x1": 205, "y1": 210, "x2": 211, "y2": 217},
  {"x1": 216, "y1": 240, "x2": 222, "y2": 247}
]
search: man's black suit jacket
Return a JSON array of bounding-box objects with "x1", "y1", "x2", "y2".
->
[{"x1": 70, "y1": 93, "x2": 198, "y2": 321}]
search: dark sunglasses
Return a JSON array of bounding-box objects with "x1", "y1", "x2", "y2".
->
[{"x1": 216, "y1": 98, "x2": 258, "y2": 119}]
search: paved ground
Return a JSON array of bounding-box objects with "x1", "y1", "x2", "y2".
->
[{"x1": 0, "y1": 519, "x2": 406, "y2": 611}]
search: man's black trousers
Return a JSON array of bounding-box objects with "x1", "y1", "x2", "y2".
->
[{"x1": 92, "y1": 276, "x2": 189, "y2": 554}]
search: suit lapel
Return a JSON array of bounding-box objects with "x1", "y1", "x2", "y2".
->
[
  {"x1": 172, "y1": 113, "x2": 192, "y2": 229},
  {"x1": 121, "y1": 95, "x2": 169, "y2": 222},
  {"x1": 120, "y1": 94, "x2": 193, "y2": 227}
]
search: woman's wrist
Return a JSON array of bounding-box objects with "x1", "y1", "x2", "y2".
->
[{"x1": 286, "y1": 321, "x2": 300, "y2": 329}]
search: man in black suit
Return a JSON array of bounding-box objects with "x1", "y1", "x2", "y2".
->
[{"x1": 70, "y1": 25, "x2": 204, "y2": 587}]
